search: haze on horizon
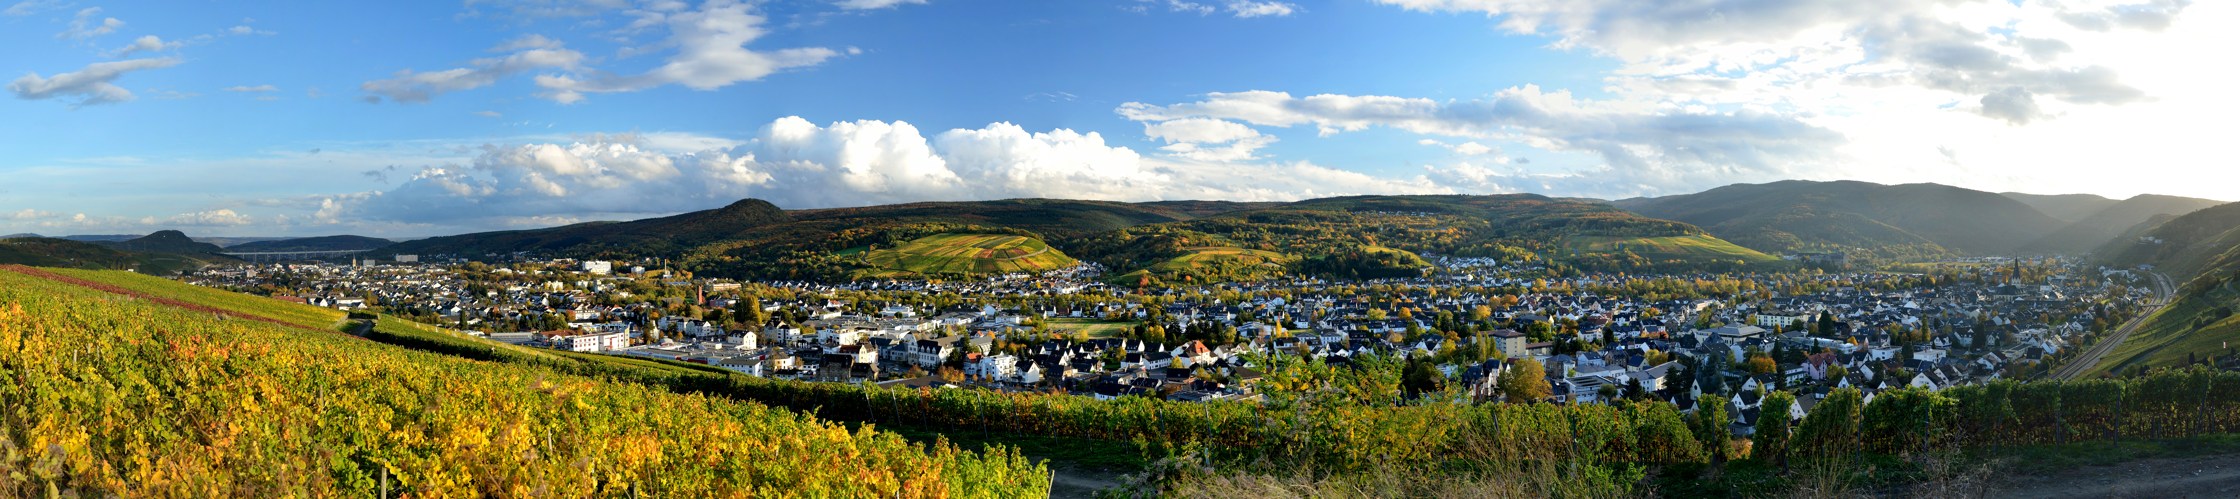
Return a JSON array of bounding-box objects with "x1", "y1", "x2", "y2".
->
[{"x1": 3, "y1": 0, "x2": 2232, "y2": 238}]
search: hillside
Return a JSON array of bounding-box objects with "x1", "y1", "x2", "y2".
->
[
  {"x1": 225, "y1": 234, "x2": 397, "y2": 252},
  {"x1": 855, "y1": 233, "x2": 1078, "y2": 276},
  {"x1": 96, "y1": 230, "x2": 229, "y2": 255},
  {"x1": 2003, "y1": 192, "x2": 2119, "y2": 222},
  {"x1": 0, "y1": 237, "x2": 225, "y2": 274},
  {"x1": 377, "y1": 198, "x2": 790, "y2": 259},
  {"x1": 373, "y1": 194, "x2": 1767, "y2": 282},
  {"x1": 1615, "y1": 180, "x2": 2066, "y2": 259},
  {"x1": 2025, "y1": 194, "x2": 2225, "y2": 255},
  {"x1": 0, "y1": 265, "x2": 1049, "y2": 496},
  {"x1": 2090, "y1": 201, "x2": 2240, "y2": 374}
]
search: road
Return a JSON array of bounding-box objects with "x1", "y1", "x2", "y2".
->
[{"x1": 2053, "y1": 272, "x2": 2172, "y2": 380}]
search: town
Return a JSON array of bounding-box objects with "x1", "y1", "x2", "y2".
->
[{"x1": 181, "y1": 253, "x2": 2156, "y2": 437}]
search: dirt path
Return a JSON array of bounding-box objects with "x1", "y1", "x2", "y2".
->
[
  {"x1": 1988, "y1": 454, "x2": 2240, "y2": 498},
  {"x1": 1047, "y1": 464, "x2": 1126, "y2": 499}
]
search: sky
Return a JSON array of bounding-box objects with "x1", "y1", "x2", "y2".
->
[{"x1": 1, "y1": 0, "x2": 2231, "y2": 238}]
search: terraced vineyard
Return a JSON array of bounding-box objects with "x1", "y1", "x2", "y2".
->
[
  {"x1": 1563, "y1": 235, "x2": 1779, "y2": 263},
  {"x1": 858, "y1": 233, "x2": 1077, "y2": 276},
  {"x1": 0, "y1": 266, "x2": 1049, "y2": 497}
]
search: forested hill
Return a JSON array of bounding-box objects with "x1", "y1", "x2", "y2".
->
[
  {"x1": 2025, "y1": 194, "x2": 2224, "y2": 255},
  {"x1": 225, "y1": 235, "x2": 396, "y2": 252},
  {"x1": 1613, "y1": 180, "x2": 2066, "y2": 260},
  {"x1": 2091, "y1": 201, "x2": 2240, "y2": 374},
  {"x1": 365, "y1": 194, "x2": 1774, "y2": 282}
]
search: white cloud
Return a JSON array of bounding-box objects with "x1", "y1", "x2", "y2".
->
[
  {"x1": 57, "y1": 7, "x2": 120, "y2": 40},
  {"x1": 1373, "y1": 0, "x2": 2172, "y2": 123},
  {"x1": 379, "y1": 1, "x2": 839, "y2": 104},
  {"x1": 1142, "y1": 118, "x2": 1276, "y2": 162},
  {"x1": 834, "y1": 0, "x2": 926, "y2": 10},
  {"x1": 7, "y1": 209, "x2": 56, "y2": 221},
  {"x1": 1120, "y1": 87, "x2": 1844, "y2": 187},
  {"x1": 163, "y1": 209, "x2": 254, "y2": 226},
  {"x1": 225, "y1": 84, "x2": 279, "y2": 93},
  {"x1": 1226, "y1": 1, "x2": 1296, "y2": 18},
  {"x1": 106, "y1": 35, "x2": 180, "y2": 57},
  {"x1": 1165, "y1": 0, "x2": 1214, "y2": 15},
  {"x1": 474, "y1": 110, "x2": 503, "y2": 118},
  {"x1": 533, "y1": 0, "x2": 840, "y2": 103},
  {"x1": 4, "y1": 0, "x2": 67, "y2": 17},
  {"x1": 1419, "y1": 139, "x2": 1496, "y2": 156},
  {"x1": 361, "y1": 36, "x2": 586, "y2": 103},
  {"x1": 330, "y1": 117, "x2": 1469, "y2": 226},
  {"x1": 8, "y1": 57, "x2": 182, "y2": 107}
]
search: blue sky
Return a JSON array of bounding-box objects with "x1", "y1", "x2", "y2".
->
[{"x1": 2, "y1": 0, "x2": 2231, "y2": 237}]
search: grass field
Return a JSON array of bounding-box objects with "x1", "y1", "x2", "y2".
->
[
  {"x1": 858, "y1": 233, "x2": 1077, "y2": 275},
  {"x1": 1564, "y1": 234, "x2": 1779, "y2": 263},
  {"x1": 1044, "y1": 318, "x2": 1137, "y2": 338}
]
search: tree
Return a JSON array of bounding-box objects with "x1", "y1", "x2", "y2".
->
[
  {"x1": 1691, "y1": 393, "x2": 1733, "y2": 463},
  {"x1": 1755, "y1": 390, "x2": 1796, "y2": 468},
  {"x1": 1795, "y1": 387, "x2": 1864, "y2": 461},
  {"x1": 1497, "y1": 358, "x2": 1552, "y2": 402},
  {"x1": 1746, "y1": 355, "x2": 1778, "y2": 376},
  {"x1": 1401, "y1": 357, "x2": 1444, "y2": 399}
]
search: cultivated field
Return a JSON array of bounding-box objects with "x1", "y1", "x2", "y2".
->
[
  {"x1": 859, "y1": 233, "x2": 1077, "y2": 275},
  {"x1": 1045, "y1": 318, "x2": 1138, "y2": 338},
  {"x1": 1564, "y1": 234, "x2": 1779, "y2": 262}
]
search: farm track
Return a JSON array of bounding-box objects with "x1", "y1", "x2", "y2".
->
[{"x1": 0, "y1": 264, "x2": 370, "y2": 343}]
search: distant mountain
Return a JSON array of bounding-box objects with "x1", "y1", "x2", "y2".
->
[
  {"x1": 2024, "y1": 194, "x2": 2224, "y2": 255},
  {"x1": 378, "y1": 198, "x2": 793, "y2": 259},
  {"x1": 2088, "y1": 201, "x2": 2240, "y2": 374},
  {"x1": 1, "y1": 233, "x2": 42, "y2": 239},
  {"x1": 97, "y1": 230, "x2": 229, "y2": 255},
  {"x1": 0, "y1": 237, "x2": 227, "y2": 274},
  {"x1": 59, "y1": 234, "x2": 142, "y2": 243},
  {"x1": 193, "y1": 236, "x2": 290, "y2": 248},
  {"x1": 1614, "y1": 180, "x2": 2066, "y2": 259},
  {"x1": 2096, "y1": 201, "x2": 2240, "y2": 279},
  {"x1": 381, "y1": 195, "x2": 1770, "y2": 282},
  {"x1": 226, "y1": 235, "x2": 396, "y2": 252},
  {"x1": 2002, "y1": 192, "x2": 2118, "y2": 223}
]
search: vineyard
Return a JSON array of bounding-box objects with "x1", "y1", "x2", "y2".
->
[
  {"x1": 0, "y1": 267, "x2": 1049, "y2": 497},
  {"x1": 857, "y1": 233, "x2": 1078, "y2": 276},
  {"x1": 10, "y1": 266, "x2": 2240, "y2": 496}
]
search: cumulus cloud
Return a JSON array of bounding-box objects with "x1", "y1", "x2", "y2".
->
[
  {"x1": 1373, "y1": 0, "x2": 2171, "y2": 123},
  {"x1": 329, "y1": 117, "x2": 1466, "y2": 226},
  {"x1": 1142, "y1": 118, "x2": 1276, "y2": 162},
  {"x1": 225, "y1": 84, "x2": 279, "y2": 93},
  {"x1": 8, "y1": 57, "x2": 182, "y2": 107},
  {"x1": 57, "y1": 7, "x2": 121, "y2": 40},
  {"x1": 834, "y1": 0, "x2": 926, "y2": 9},
  {"x1": 361, "y1": 36, "x2": 586, "y2": 103},
  {"x1": 1119, "y1": 87, "x2": 1844, "y2": 181},
  {"x1": 532, "y1": 0, "x2": 840, "y2": 103}
]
